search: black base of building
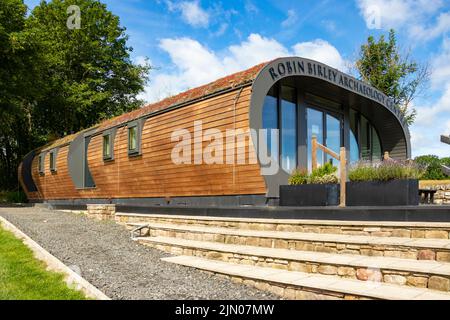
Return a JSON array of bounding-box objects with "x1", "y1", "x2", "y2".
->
[{"x1": 39, "y1": 198, "x2": 450, "y2": 223}]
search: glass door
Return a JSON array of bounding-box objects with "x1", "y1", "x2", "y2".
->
[{"x1": 306, "y1": 107, "x2": 342, "y2": 172}]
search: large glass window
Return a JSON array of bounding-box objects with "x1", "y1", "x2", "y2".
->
[
  {"x1": 262, "y1": 87, "x2": 278, "y2": 158},
  {"x1": 280, "y1": 86, "x2": 297, "y2": 173},
  {"x1": 350, "y1": 110, "x2": 382, "y2": 162}
]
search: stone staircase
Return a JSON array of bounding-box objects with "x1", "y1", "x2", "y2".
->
[{"x1": 116, "y1": 213, "x2": 450, "y2": 300}]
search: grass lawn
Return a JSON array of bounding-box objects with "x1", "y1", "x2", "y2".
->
[{"x1": 0, "y1": 226, "x2": 86, "y2": 300}]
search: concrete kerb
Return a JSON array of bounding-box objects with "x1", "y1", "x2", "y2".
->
[{"x1": 0, "y1": 215, "x2": 111, "y2": 300}]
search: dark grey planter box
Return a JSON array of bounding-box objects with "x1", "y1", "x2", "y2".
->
[
  {"x1": 346, "y1": 179, "x2": 419, "y2": 206},
  {"x1": 279, "y1": 184, "x2": 339, "y2": 206}
]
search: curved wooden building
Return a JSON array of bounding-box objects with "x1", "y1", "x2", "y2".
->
[{"x1": 19, "y1": 57, "x2": 411, "y2": 207}]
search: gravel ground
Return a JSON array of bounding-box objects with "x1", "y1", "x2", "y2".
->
[{"x1": 0, "y1": 206, "x2": 278, "y2": 300}]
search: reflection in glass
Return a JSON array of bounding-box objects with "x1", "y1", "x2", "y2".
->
[
  {"x1": 350, "y1": 130, "x2": 359, "y2": 164},
  {"x1": 360, "y1": 116, "x2": 371, "y2": 160},
  {"x1": 372, "y1": 127, "x2": 382, "y2": 161},
  {"x1": 307, "y1": 108, "x2": 324, "y2": 171},
  {"x1": 280, "y1": 86, "x2": 297, "y2": 173},
  {"x1": 326, "y1": 114, "x2": 340, "y2": 167},
  {"x1": 262, "y1": 87, "x2": 278, "y2": 158}
]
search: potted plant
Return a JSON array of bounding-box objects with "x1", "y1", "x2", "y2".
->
[
  {"x1": 346, "y1": 160, "x2": 424, "y2": 206},
  {"x1": 280, "y1": 163, "x2": 340, "y2": 206}
]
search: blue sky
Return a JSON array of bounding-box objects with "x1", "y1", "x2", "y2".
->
[{"x1": 25, "y1": 0, "x2": 450, "y2": 157}]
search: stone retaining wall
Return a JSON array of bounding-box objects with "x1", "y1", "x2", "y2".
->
[
  {"x1": 118, "y1": 215, "x2": 450, "y2": 240},
  {"x1": 86, "y1": 204, "x2": 116, "y2": 220},
  {"x1": 431, "y1": 184, "x2": 450, "y2": 205}
]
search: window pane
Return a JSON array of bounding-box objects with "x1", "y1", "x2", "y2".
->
[
  {"x1": 50, "y1": 152, "x2": 55, "y2": 170},
  {"x1": 360, "y1": 116, "x2": 371, "y2": 160},
  {"x1": 349, "y1": 109, "x2": 359, "y2": 163},
  {"x1": 307, "y1": 108, "x2": 324, "y2": 172},
  {"x1": 280, "y1": 86, "x2": 297, "y2": 173},
  {"x1": 372, "y1": 127, "x2": 382, "y2": 161},
  {"x1": 103, "y1": 135, "x2": 110, "y2": 157},
  {"x1": 128, "y1": 127, "x2": 137, "y2": 151},
  {"x1": 350, "y1": 130, "x2": 359, "y2": 164},
  {"x1": 262, "y1": 87, "x2": 278, "y2": 158},
  {"x1": 325, "y1": 114, "x2": 340, "y2": 167}
]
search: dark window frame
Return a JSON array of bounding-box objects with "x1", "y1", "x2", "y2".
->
[
  {"x1": 102, "y1": 129, "x2": 116, "y2": 161},
  {"x1": 49, "y1": 149, "x2": 58, "y2": 173},
  {"x1": 38, "y1": 152, "x2": 46, "y2": 175},
  {"x1": 127, "y1": 120, "x2": 143, "y2": 157}
]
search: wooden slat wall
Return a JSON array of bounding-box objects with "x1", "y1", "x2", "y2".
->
[
  {"x1": 29, "y1": 86, "x2": 267, "y2": 200},
  {"x1": 31, "y1": 146, "x2": 84, "y2": 200}
]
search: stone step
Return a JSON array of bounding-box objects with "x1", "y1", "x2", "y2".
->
[
  {"x1": 138, "y1": 236, "x2": 450, "y2": 292},
  {"x1": 116, "y1": 212, "x2": 450, "y2": 239},
  {"x1": 131, "y1": 222, "x2": 450, "y2": 262},
  {"x1": 161, "y1": 255, "x2": 450, "y2": 300}
]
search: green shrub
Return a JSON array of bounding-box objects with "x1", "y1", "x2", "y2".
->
[
  {"x1": 288, "y1": 162, "x2": 339, "y2": 185},
  {"x1": 288, "y1": 168, "x2": 309, "y2": 185},
  {"x1": 309, "y1": 174, "x2": 339, "y2": 184},
  {"x1": 0, "y1": 190, "x2": 28, "y2": 204},
  {"x1": 414, "y1": 155, "x2": 450, "y2": 180},
  {"x1": 348, "y1": 161, "x2": 425, "y2": 182},
  {"x1": 309, "y1": 162, "x2": 337, "y2": 181}
]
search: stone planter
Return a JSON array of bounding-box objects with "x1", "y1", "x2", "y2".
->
[
  {"x1": 346, "y1": 179, "x2": 419, "y2": 206},
  {"x1": 279, "y1": 184, "x2": 339, "y2": 206}
]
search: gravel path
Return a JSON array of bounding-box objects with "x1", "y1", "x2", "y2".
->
[{"x1": 0, "y1": 206, "x2": 278, "y2": 300}]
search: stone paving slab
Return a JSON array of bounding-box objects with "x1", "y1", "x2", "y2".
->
[
  {"x1": 162, "y1": 255, "x2": 450, "y2": 300},
  {"x1": 140, "y1": 236, "x2": 450, "y2": 276}
]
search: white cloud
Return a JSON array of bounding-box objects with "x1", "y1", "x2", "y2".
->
[
  {"x1": 213, "y1": 23, "x2": 228, "y2": 37},
  {"x1": 293, "y1": 39, "x2": 349, "y2": 71},
  {"x1": 281, "y1": 9, "x2": 298, "y2": 27},
  {"x1": 356, "y1": 0, "x2": 448, "y2": 41},
  {"x1": 167, "y1": 1, "x2": 210, "y2": 28},
  {"x1": 409, "y1": 37, "x2": 450, "y2": 157},
  {"x1": 139, "y1": 34, "x2": 348, "y2": 103},
  {"x1": 410, "y1": 12, "x2": 450, "y2": 41}
]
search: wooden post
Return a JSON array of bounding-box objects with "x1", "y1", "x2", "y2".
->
[
  {"x1": 339, "y1": 147, "x2": 346, "y2": 207},
  {"x1": 311, "y1": 135, "x2": 317, "y2": 170}
]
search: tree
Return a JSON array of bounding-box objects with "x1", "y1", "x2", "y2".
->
[
  {"x1": 0, "y1": 0, "x2": 43, "y2": 190},
  {"x1": 356, "y1": 29, "x2": 429, "y2": 125},
  {"x1": 27, "y1": 0, "x2": 150, "y2": 137},
  {"x1": 0, "y1": 0, "x2": 150, "y2": 192},
  {"x1": 414, "y1": 155, "x2": 450, "y2": 180}
]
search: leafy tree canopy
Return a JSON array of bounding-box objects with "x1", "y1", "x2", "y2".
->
[
  {"x1": 0, "y1": 0, "x2": 150, "y2": 191},
  {"x1": 356, "y1": 29, "x2": 429, "y2": 125}
]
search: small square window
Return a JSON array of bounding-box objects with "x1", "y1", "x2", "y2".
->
[
  {"x1": 103, "y1": 134, "x2": 112, "y2": 160},
  {"x1": 128, "y1": 126, "x2": 138, "y2": 153},
  {"x1": 49, "y1": 151, "x2": 57, "y2": 172}
]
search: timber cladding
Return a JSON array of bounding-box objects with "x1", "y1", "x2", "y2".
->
[{"x1": 27, "y1": 85, "x2": 267, "y2": 200}]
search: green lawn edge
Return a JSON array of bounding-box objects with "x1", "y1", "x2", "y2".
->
[{"x1": 0, "y1": 226, "x2": 87, "y2": 300}]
